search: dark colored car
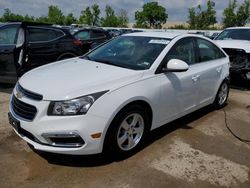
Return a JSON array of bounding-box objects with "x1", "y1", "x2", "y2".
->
[
  {"x1": 105, "y1": 29, "x2": 121, "y2": 37},
  {"x1": 0, "y1": 22, "x2": 83, "y2": 83},
  {"x1": 73, "y1": 28, "x2": 112, "y2": 54}
]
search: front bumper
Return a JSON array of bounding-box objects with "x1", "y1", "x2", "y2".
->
[
  {"x1": 9, "y1": 88, "x2": 109, "y2": 155},
  {"x1": 230, "y1": 66, "x2": 250, "y2": 80}
]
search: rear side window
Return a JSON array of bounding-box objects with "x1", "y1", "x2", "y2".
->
[
  {"x1": 28, "y1": 28, "x2": 64, "y2": 42},
  {"x1": 75, "y1": 31, "x2": 90, "y2": 40},
  {"x1": 165, "y1": 38, "x2": 196, "y2": 65},
  {"x1": 91, "y1": 30, "x2": 106, "y2": 39},
  {"x1": 0, "y1": 26, "x2": 18, "y2": 44},
  {"x1": 196, "y1": 38, "x2": 225, "y2": 62}
]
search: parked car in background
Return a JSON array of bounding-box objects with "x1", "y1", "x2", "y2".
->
[
  {"x1": 105, "y1": 29, "x2": 121, "y2": 37},
  {"x1": 214, "y1": 27, "x2": 250, "y2": 81},
  {"x1": 9, "y1": 32, "x2": 229, "y2": 156},
  {"x1": 209, "y1": 32, "x2": 221, "y2": 40},
  {"x1": 0, "y1": 22, "x2": 83, "y2": 83},
  {"x1": 105, "y1": 28, "x2": 143, "y2": 38},
  {"x1": 73, "y1": 28, "x2": 112, "y2": 54}
]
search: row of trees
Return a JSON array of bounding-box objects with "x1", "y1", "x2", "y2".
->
[
  {"x1": 0, "y1": 4, "x2": 129, "y2": 27},
  {"x1": 187, "y1": 0, "x2": 250, "y2": 29},
  {"x1": 0, "y1": 0, "x2": 249, "y2": 29}
]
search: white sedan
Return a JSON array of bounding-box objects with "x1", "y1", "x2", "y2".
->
[{"x1": 9, "y1": 32, "x2": 230, "y2": 156}]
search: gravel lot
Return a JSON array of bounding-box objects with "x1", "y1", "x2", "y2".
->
[{"x1": 0, "y1": 84, "x2": 250, "y2": 188}]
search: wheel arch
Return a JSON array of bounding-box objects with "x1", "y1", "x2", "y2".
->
[
  {"x1": 212, "y1": 76, "x2": 230, "y2": 104},
  {"x1": 101, "y1": 99, "x2": 153, "y2": 152}
]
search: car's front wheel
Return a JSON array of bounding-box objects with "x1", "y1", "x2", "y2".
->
[
  {"x1": 213, "y1": 81, "x2": 229, "y2": 109},
  {"x1": 104, "y1": 104, "x2": 150, "y2": 157}
]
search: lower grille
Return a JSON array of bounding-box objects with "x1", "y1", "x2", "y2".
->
[{"x1": 11, "y1": 96, "x2": 37, "y2": 121}]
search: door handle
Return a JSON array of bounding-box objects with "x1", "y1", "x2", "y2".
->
[
  {"x1": 216, "y1": 67, "x2": 222, "y2": 73},
  {"x1": 192, "y1": 75, "x2": 200, "y2": 82}
]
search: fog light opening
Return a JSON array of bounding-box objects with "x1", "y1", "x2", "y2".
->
[{"x1": 42, "y1": 132, "x2": 85, "y2": 148}]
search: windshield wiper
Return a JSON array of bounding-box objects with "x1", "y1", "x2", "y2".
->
[{"x1": 81, "y1": 55, "x2": 92, "y2": 60}]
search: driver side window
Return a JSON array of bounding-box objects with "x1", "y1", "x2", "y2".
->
[
  {"x1": 0, "y1": 26, "x2": 18, "y2": 44},
  {"x1": 164, "y1": 38, "x2": 196, "y2": 66}
]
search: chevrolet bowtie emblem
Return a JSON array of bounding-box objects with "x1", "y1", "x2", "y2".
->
[{"x1": 16, "y1": 91, "x2": 23, "y2": 99}]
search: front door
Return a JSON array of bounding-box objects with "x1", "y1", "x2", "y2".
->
[
  {"x1": 157, "y1": 37, "x2": 200, "y2": 124},
  {"x1": 26, "y1": 27, "x2": 64, "y2": 70},
  {"x1": 0, "y1": 24, "x2": 24, "y2": 83}
]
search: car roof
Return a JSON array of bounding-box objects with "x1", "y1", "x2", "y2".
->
[
  {"x1": 124, "y1": 31, "x2": 181, "y2": 39},
  {"x1": 0, "y1": 22, "x2": 54, "y2": 28},
  {"x1": 225, "y1": 27, "x2": 250, "y2": 30},
  {"x1": 76, "y1": 28, "x2": 106, "y2": 32},
  {"x1": 0, "y1": 22, "x2": 71, "y2": 33}
]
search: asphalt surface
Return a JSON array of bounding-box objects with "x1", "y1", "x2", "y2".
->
[{"x1": 0, "y1": 84, "x2": 249, "y2": 188}]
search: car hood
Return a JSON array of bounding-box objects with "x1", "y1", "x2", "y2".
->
[
  {"x1": 215, "y1": 40, "x2": 250, "y2": 53},
  {"x1": 19, "y1": 58, "x2": 144, "y2": 100}
]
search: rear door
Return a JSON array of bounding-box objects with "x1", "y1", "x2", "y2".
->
[
  {"x1": 0, "y1": 24, "x2": 23, "y2": 83},
  {"x1": 74, "y1": 30, "x2": 91, "y2": 54},
  {"x1": 194, "y1": 38, "x2": 227, "y2": 104},
  {"x1": 26, "y1": 27, "x2": 65, "y2": 69},
  {"x1": 89, "y1": 30, "x2": 110, "y2": 48}
]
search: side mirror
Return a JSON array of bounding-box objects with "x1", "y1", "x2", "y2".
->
[{"x1": 162, "y1": 59, "x2": 189, "y2": 72}]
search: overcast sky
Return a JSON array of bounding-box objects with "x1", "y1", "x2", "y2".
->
[{"x1": 0, "y1": 0, "x2": 246, "y2": 22}]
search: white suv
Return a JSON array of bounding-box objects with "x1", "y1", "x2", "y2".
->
[{"x1": 9, "y1": 32, "x2": 230, "y2": 156}]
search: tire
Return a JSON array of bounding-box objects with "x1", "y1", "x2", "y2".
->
[
  {"x1": 213, "y1": 81, "x2": 229, "y2": 109},
  {"x1": 104, "y1": 104, "x2": 150, "y2": 158}
]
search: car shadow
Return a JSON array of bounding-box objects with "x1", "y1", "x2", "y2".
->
[
  {"x1": 145, "y1": 105, "x2": 214, "y2": 146},
  {"x1": 32, "y1": 105, "x2": 215, "y2": 167},
  {"x1": 230, "y1": 78, "x2": 250, "y2": 91}
]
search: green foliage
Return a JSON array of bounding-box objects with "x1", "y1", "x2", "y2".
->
[
  {"x1": 0, "y1": 5, "x2": 127, "y2": 27},
  {"x1": 134, "y1": 2, "x2": 168, "y2": 28},
  {"x1": 35, "y1": 16, "x2": 48, "y2": 24},
  {"x1": 187, "y1": 0, "x2": 217, "y2": 29},
  {"x1": 101, "y1": 5, "x2": 119, "y2": 27},
  {"x1": 47, "y1": 5, "x2": 65, "y2": 25},
  {"x1": 65, "y1": 13, "x2": 77, "y2": 25},
  {"x1": 79, "y1": 4, "x2": 100, "y2": 26},
  {"x1": 222, "y1": 0, "x2": 250, "y2": 28},
  {"x1": 222, "y1": 0, "x2": 239, "y2": 27},
  {"x1": 118, "y1": 9, "x2": 129, "y2": 28},
  {"x1": 0, "y1": 8, "x2": 35, "y2": 22},
  {"x1": 188, "y1": 8, "x2": 196, "y2": 29}
]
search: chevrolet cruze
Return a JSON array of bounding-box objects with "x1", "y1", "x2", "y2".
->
[{"x1": 9, "y1": 32, "x2": 230, "y2": 156}]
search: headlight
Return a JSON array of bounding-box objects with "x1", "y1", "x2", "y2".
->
[{"x1": 48, "y1": 91, "x2": 108, "y2": 116}]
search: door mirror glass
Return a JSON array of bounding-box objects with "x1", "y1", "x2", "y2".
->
[{"x1": 163, "y1": 59, "x2": 189, "y2": 72}]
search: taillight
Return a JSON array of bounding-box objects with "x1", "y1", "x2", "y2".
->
[{"x1": 73, "y1": 39, "x2": 83, "y2": 46}]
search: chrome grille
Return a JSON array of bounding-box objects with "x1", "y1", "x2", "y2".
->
[
  {"x1": 16, "y1": 83, "x2": 43, "y2": 101},
  {"x1": 11, "y1": 96, "x2": 37, "y2": 121}
]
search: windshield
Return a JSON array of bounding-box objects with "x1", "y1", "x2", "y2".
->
[
  {"x1": 215, "y1": 29, "x2": 250, "y2": 41},
  {"x1": 82, "y1": 36, "x2": 170, "y2": 70}
]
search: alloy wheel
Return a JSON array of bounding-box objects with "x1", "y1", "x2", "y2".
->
[
  {"x1": 116, "y1": 113, "x2": 144, "y2": 151},
  {"x1": 218, "y1": 82, "x2": 228, "y2": 105}
]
